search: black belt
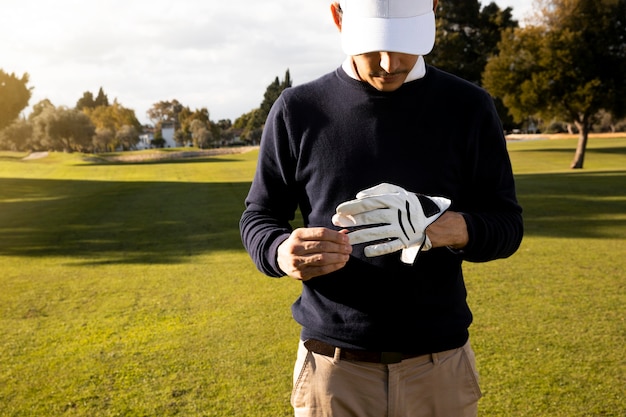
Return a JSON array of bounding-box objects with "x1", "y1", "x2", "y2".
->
[{"x1": 304, "y1": 339, "x2": 426, "y2": 365}]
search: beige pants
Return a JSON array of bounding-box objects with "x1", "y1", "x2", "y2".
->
[{"x1": 291, "y1": 340, "x2": 482, "y2": 417}]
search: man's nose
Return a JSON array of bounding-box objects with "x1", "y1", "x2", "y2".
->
[{"x1": 379, "y1": 52, "x2": 400, "y2": 73}]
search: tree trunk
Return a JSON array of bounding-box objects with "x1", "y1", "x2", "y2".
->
[{"x1": 570, "y1": 121, "x2": 589, "y2": 169}]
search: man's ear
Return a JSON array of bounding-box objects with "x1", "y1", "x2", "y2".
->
[
  {"x1": 433, "y1": 0, "x2": 439, "y2": 13},
  {"x1": 331, "y1": 2, "x2": 342, "y2": 31}
]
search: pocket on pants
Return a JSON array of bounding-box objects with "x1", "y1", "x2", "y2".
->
[
  {"x1": 460, "y1": 342, "x2": 483, "y2": 402},
  {"x1": 291, "y1": 341, "x2": 312, "y2": 410}
]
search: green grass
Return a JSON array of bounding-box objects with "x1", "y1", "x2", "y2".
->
[{"x1": 0, "y1": 138, "x2": 624, "y2": 416}]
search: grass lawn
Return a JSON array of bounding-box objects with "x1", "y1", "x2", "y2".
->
[{"x1": 0, "y1": 138, "x2": 624, "y2": 416}]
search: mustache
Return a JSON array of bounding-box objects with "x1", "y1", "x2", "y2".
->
[{"x1": 369, "y1": 69, "x2": 410, "y2": 77}]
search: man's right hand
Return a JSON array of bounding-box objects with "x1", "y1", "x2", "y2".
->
[{"x1": 277, "y1": 227, "x2": 352, "y2": 281}]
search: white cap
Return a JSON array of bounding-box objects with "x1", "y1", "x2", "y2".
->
[{"x1": 339, "y1": 0, "x2": 436, "y2": 56}]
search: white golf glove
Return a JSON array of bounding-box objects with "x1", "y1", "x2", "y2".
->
[{"x1": 332, "y1": 183, "x2": 451, "y2": 264}]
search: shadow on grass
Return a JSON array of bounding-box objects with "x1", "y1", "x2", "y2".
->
[
  {"x1": 587, "y1": 146, "x2": 626, "y2": 156},
  {"x1": 513, "y1": 145, "x2": 626, "y2": 157},
  {"x1": 76, "y1": 156, "x2": 243, "y2": 166},
  {"x1": 0, "y1": 178, "x2": 253, "y2": 266},
  {"x1": 0, "y1": 154, "x2": 28, "y2": 162},
  {"x1": 1, "y1": 169, "x2": 624, "y2": 265},
  {"x1": 515, "y1": 170, "x2": 626, "y2": 238}
]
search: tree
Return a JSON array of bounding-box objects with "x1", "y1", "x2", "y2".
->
[
  {"x1": 75, "y1": 91, "x2": 96, "y2": 110},
  {"x1": 0, "y1": 118, "x2": 33, "y2": 151},
  {"x1": 259, "y1": 69, "x2": 293, "y2": 122},
  {"x1": 151, "y1": 129, "x2": 166, "y2": 148},
  {"x1": 233, "y1": 108, "x2": 263, "y2": 144},
  {"x1": 76, "y1": 87, "x2": 109, "y2": 110},
  {"x1": 32, "y1": 106, "x2": 95, "y2": 152},
  {"x1": 94, "y1": 87, "x2": 109, "y2": 107},
  {"x1": 81, "y1": 100, "x2": 141, "y2": 151},
  {"x1": 83, "y1": 100, "x2": 141, "y2": 133},
  {"x1": 174, "y1": 106, "x2": 212, "y2": 146},
  {"x1": 93, "y1": 127, "x2": 114, "y2": 152},
  {"x1": 146, "y1": 99, "x2": 183, "y2": 129},
  {"x1": 430, "y1": 0, "x2": 482, "y2": 84},
  {"x1": 477, "y1": 2, "x2": 518, "y2": 58},
  {"x1": 189, "y1": 119, "x2": 213, "y2": 148},
  {"x1": 216, "y1": 119, "x2": 235, "y2": 144},
  {"x1": 236, "y1": 69, "x2": 293, "y2": 143},
  {"x1": 0, "y1": 70, "x2": 32, "y2": 130},
  {"x1": 115, "y1": 125, "x2": 139, "y2": 150},
  {"x1": 430, "y1": 0, "x2": 517, "y2": 85},
  {"x1": 29, "y1": 99, "x2": 55, "y2": 120},
  {"x1": 216, "y1": 119, "x2": 232, "y2": 131},
  {"x1": 429, "y1": 1, "x2": 518, "y2": 129},
  {"x1": 483, "y1": 0, "x2": 626, "y2": 168}
]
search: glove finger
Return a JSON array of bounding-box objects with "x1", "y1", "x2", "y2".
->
[
  {"x1": 336, "y1": 195, "x2": 399, "y2": 215},
  {"x1": 332, "y1": 213, "x2": 355, "y2": 227},
  {"x1": 355, "y1": 183, "x2": 403, "y2": 198},
  {"x1": 347, "y1": 224, "x2": 397, "y2": 245},
  {"x1": 333, "y1": 209, "x2": 396, "y2": 228},
  {"x1": 364, "y1": 239, "x2": 404, "y2": 257}
]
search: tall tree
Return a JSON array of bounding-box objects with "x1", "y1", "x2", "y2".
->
[
  {"x1": 259, "y1": 69, "x2": 292, "y2": 122},
  {"x1": 0, "y1": 70, "x2": 32, "y2": 130},
  {"x1": 430, "y1": 0, "x2": 517, "y2": 85},
  {"x1": 281, "y1": 69, "x2": 293, "y2": 90},
  {"x1": 236, "y1": 69, "x2": 293, "y2": 143},
  {"x1": 76, "y1": 91, "x2": 96, "y2": 110},
  {"x1": 483, "y1": 0, "x2": 626, "y2": 168},
  {"x1": 94, "y1": 87, "x2": 109, "y2": 107},
  {"x1": 429, "y1": 1, "x2": 518, "y2": 129},
  {"x1": 76, "y1": 87, "x2": 109, "y2": 110}
]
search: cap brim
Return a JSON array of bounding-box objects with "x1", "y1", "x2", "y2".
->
[{"x1": 341, "y1": 11, "x2": 435, "y2": 56}]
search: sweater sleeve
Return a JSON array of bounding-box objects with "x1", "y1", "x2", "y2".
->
[
  {"x1": 239, "y1": 95, "x2": 296, "y2": 277},
  {"x1": 239, "y1": 209, "x2": 290, "y2": 277},
  {"x1": 461, "y1": 210, "x2": 523, "y2": 262},
  {"x1": 456, "y1": 93, "x2": 524, "y2": 262}
]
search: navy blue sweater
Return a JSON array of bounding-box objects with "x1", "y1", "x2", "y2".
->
[{"x1": 240, "y1": 65, "x2": 523, "y2": 353}]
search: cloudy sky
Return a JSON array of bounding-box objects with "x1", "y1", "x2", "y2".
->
[{"x1": 1, "y1": 0, "x2": 532, "y2": 125}]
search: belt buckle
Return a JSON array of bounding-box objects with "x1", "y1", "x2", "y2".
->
[{"x1": 380, "y1": 351, "x2": 404, "y2": 364}]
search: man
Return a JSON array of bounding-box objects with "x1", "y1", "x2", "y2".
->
[{"x1": 240, "y1": 0, "x2": 523, "y2": 416}]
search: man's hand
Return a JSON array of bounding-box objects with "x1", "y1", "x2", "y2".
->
[{"x1": 277, "y1": 227, "x2": 352, "y2": 281}]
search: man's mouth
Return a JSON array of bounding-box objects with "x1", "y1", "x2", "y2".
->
[{"x1": 371, "y1": 71, "x2": 407, "y2": 82}]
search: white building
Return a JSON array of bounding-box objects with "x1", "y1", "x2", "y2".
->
[
  {"x1": 136, "y1": 123, "x2": 178, "y2": 149},
  {"x1": 161, "y1": 123, "x2": 177, "y2": 148}
]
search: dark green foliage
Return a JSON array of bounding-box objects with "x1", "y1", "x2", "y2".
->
[
  {"x1": 430, "y1": 0, "x2": 517, "y2": 85},
  {"x1": 0, "y1": 69, "x2": 32, "y2": 130},
  {"x1": 233, "y1": 69, "x2": 292, "y2": 143}
]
